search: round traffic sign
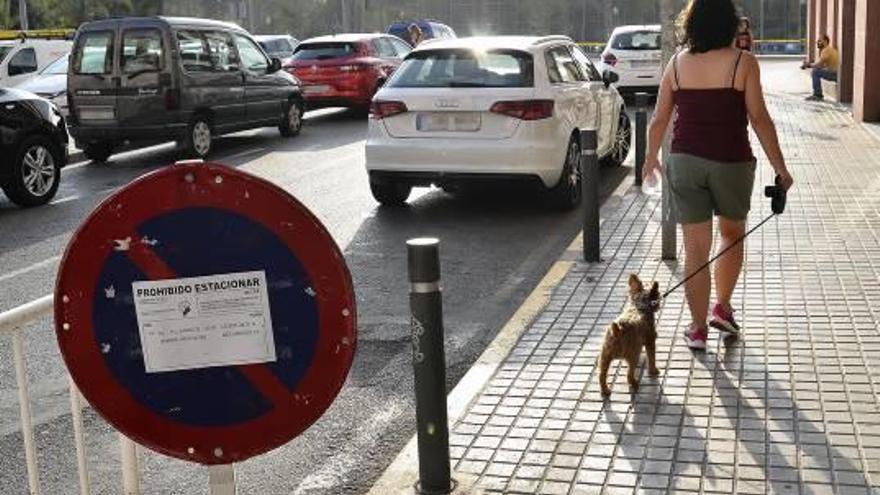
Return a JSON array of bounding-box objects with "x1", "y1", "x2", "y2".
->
[{"x1": 55, "y1": 162, "x2": 357, "y2": 465}]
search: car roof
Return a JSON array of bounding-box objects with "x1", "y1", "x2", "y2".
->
[
  {"x1": 254, "y1": 34, "x2": 294, "y2": 40},
  {"x1": 413, "y1": 35, "x2": 572, "y2": 53},
  {"x1": 77, "y1": 16, "x2": 246, "y2": 33},
  {"x1": 300, "y1": 33, "x2": 387, "y2": 44},
  {"x1": 611, "y1": 25, "x2": 661, "y2": 34}
]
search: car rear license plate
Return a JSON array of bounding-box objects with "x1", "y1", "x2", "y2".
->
[
  {"x1": 630, "y1": 60, "x2": 658, "y2": 69},
  {"x1": 416, "y1": 112, "x2": 480, "y2": 132},
  {"x1": 78, "y1": 106, "x2": 115, "y2": 120},
  {"x1": 303, "y1": 85, "x2": 330, "y2": 95}
]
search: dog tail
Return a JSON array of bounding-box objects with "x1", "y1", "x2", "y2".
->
[{"x1": 610, "y1": 322, "x2": 622, "y2": 337}]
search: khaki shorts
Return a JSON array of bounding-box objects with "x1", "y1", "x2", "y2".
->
[{"x1": 666, "y1": 153, "x2": 757, "y2": 224}]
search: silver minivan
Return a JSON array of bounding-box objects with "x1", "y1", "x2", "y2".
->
[{"x1": 67, "y1": 17, "x2": 304, "y2": 162}]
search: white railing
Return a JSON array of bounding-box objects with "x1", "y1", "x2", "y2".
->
[{"x1": 0, "y1": 295, "x2": 141, "y2": 495}]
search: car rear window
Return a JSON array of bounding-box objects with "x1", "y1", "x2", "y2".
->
[
  {"x1": 292, "y1": 42, "x2": 358, "y2": 61},
  {"x1": 73, "y1": 31, "x2": 114, "y2": 75},
  {"x1": 261, "y1": 38, "x2": 292, "y2": 53},
  {"x1": 611, "y1": 31, "x2": 661, "y2": 50},
  {"x1": 389, "y1": 49, "x2": 533, "y2": 88}
]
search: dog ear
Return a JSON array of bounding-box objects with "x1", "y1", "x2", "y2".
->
[
  {"x1": 649, "y1": 281, "x2": 660, "y2": 298},
  {"x1": 628, "y1": 273, "x2": 643, "y2": 293}
]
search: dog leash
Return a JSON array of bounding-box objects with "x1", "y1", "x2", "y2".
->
[{"x1": 659, "y1": 176, "x2": 787, "y2": 300}]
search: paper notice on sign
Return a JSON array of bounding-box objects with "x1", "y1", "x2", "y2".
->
[{"x1": 132, "y1": 270, "x2": 276, "y2": 373}]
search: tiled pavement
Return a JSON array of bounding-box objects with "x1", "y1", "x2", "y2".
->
[{"x1": 443, "y1": 63, "x2": 880, "y2": 494}]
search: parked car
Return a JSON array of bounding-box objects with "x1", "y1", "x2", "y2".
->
[
  {"x1": 255, "y1": 34, "x2": 299, "y2": 61},
  {"x1": 596, "y1": 25, "x2": 661, "y2": 95},
  {"x1": 386, "y1": 20, "x2": 456, "y2": 46},
  {"x1": 67, "y1": 17, "x2": 304, "y2": 162},
  {"x1": 285, "y1": 34, "x2": 411, "y2": 111},
  {"x1": 0, "y1": 38, "x2": 71, "y2": 87},
  {"x1": 0, "y1": 87, "x2": 68, "y2": 206},
  {"x1": 16, "y1": 54, "x2": 69, "y2": 117},
  {"x1": 365, "y1": 36, "x2": 630, "y2": 209}
]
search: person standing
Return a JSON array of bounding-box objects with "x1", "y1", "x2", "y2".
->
[
  {"x1": 407, "y1": 23, "x2": 425, "y2": 47},
  {"x1": 735, "y1": 17, "x2": 753, "y2": 51},
  {"x1": 802, "y1": 34, "x2": 839, "y2": 101},
  {"x1": 643, "y1": 0, "x2": 794, "y2": 350}
]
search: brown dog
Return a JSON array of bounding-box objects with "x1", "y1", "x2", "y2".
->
[{"x1": 598, "y1": 274, "x2": 661, "y2": 396}]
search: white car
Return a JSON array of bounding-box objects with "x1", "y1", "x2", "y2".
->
[
  {"x1": 0, "y1": 38, "x2": 71, "y2": 87},
  {"x1": 365, "y1": 36, "x2": 631, "y2": 209},
  {"x1": 597, "y1": 25, "x2": 661, "y2": 94}
]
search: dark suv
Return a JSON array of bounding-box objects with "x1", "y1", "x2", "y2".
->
[
  {"x1": 0, "y1": 88, "x2": 68, "y2": 207},
  {"x1": 67, "y1": 17, "x2": 305, "y2": 161}
]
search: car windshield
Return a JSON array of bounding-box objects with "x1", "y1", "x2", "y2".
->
[
  {"x1": 389, "y1": 49, "x2": 533, "y2": 88},
  {"x1": 42, "y1": 55, "x2": 69, "y2": 75},
  {"x1": 611, "y1": 31, "x2": 661, "y2": 50},
  {"x1": 292, "y1": 42, "x2": 357, "y2": 61}
]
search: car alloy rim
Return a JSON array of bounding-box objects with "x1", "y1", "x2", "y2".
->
[
  {"x1": 193, "y1": 121, "x2": 211, "y2": 156},
  {"x1": 567, "y1": 140, "x2": 581, "y2": 201},
  {"x1": 288, "y1": 104, "x2": 301, "y2": 132},
  {"x1": 613, "y1": 115, "x2": 631, "y2": 163},
  {"x1": 22, "y1": 145, "x2": 56, "y2": 197}
]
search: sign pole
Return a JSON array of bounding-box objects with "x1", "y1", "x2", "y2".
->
[
  {"x1": 208, "y1": 465, "x2": 236, "y2": 495},
  {"x1": 660, "y1": 0, "x2": 678, "y2": 260}
]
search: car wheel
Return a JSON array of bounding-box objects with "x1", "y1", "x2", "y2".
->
[
  {"x1": 184, "y1": 115, "x2": 213, "y2": 158},
  {"x1": 602, "y1": 111, "x2": 631, "y2": 167},
  {"x1": 83, "y1": 142, "x2": 114, "y2": 163},
  {"x1": 2, "y1": 135, "x2": 61, "y2": 207},
  {"x1": 369, "y1": 176, "x2": 411, "y2": 206},
  {"x1": 279, "y1": 99, "x2": 304, "y2": 137},
  {"x1": 550, "y1": 136, "x2": 582, "y2": 210}
]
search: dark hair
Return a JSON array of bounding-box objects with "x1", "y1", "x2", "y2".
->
[
  {"x1": 678, "y1": 0, "x2": 739, "y2": 53},
  {"x1": 820, "y1": 34, "x2": 830, "y2": 42}
]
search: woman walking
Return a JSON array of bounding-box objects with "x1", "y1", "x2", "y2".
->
[{"x1": 643, "y1": 0, "x2": 793, "y2": 350}]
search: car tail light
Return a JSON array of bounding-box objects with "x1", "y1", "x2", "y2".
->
[
  {"x1": 164, "y1": 88, "x2": 181, "y2": 111},
  {"x1": 489, "y1": 100, "x2": 554, "y2": 121},
  {"x1": 602, "y1": 52, "x2": 618, "y2": 67},
  {"x1": 370, "y1": 100, "x2": 407, "y2": 119}
]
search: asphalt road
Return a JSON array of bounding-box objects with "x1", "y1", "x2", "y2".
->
[{"x1": 0, "y1": 107, "x2": 633, "y2": 493}]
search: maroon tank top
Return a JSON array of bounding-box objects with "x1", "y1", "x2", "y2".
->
[{"x1": 671, "y1": 50, "x2": 754, "y2": 163}]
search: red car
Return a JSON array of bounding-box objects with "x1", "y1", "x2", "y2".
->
[{"x1": 285, "y1": 34, "x2": 412, "y2": 110}]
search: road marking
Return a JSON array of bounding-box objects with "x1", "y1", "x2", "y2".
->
[
  {"x1": 50, "y1": 195, "x2": 80, "y2": 205},
  {"x1": 218, "y1": 146, "x2": 267, "y2": 161},
  {"x1": 0, "y1": 255, "x2": 61, "y2": 284}
]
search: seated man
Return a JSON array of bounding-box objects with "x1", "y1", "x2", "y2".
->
[{"x1": 802, "y1": 34, "x2": 839, "y2": 101}]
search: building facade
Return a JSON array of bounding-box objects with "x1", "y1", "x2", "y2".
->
[{"x1": 806, "y1": 0, "x2": 879, "y2": 122}]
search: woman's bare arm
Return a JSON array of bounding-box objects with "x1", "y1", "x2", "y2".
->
[
  {"x1": 743, "y1": 53, "x2": 793, "y2": 189},
  {"x1": 643, "y1": 60, "x2": 676, "y2": 177}
]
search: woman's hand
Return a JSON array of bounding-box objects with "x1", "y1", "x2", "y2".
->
[
  {"x1": 643, "y1": 156, "x2": 664, "y2": 182},
  {"x1": 776, "y1": 167, "x2": 794, "y2": 191}
]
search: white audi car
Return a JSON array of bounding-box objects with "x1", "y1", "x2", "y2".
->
[
  {"x1": 596, "y1": 25, "x2": 662, "y2": 95},
  {"x1": 364, "y1": 36, "x2": 631, "y2": 209}
]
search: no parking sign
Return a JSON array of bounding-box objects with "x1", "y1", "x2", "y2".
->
[{"x1": 54, "y1": 162, "x2": 357, "y2": 465}]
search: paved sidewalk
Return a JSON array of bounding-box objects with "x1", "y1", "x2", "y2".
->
[{"x1": 372, "y1": 61, "x2": 880, "y2": 494}]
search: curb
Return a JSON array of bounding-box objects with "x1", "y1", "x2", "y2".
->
[{"x1": 367, "y1": 173, "x2": 637, "y2": 494}]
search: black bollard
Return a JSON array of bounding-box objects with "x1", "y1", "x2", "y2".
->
[
  {"x1": 406, "y1": 238, "x2": 452, "y2": 495},
  {"x1": 581, "y1": 129, "x2": 600, "y2": 262},
  {"x1": 634, "y1": 92, "x2": 648, "y2": 187}
]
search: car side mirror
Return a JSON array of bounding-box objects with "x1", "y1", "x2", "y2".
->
[
  {"x1": 269, "y1": 58, "x2": 282, "y2": 73},
  {"x1": 602, "y1": 70, "x2": 619, "y2": 88}
]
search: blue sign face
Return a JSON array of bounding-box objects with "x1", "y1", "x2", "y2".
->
[{"x1": 93, "y1": 207, "x2": 320, "y2": 427}]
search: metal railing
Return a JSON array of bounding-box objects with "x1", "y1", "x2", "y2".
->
[{"x1": 0, "y1": 294, "x2": 141, "y2": 495}]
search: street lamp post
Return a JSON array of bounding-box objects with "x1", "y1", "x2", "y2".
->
[{"x1": 18, "y1": 0, "x2": 27, "y2": 30}]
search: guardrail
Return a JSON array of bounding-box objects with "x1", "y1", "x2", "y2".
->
[{"x1": 0, "y1": 295, "x2": 140, "y2": 495}]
